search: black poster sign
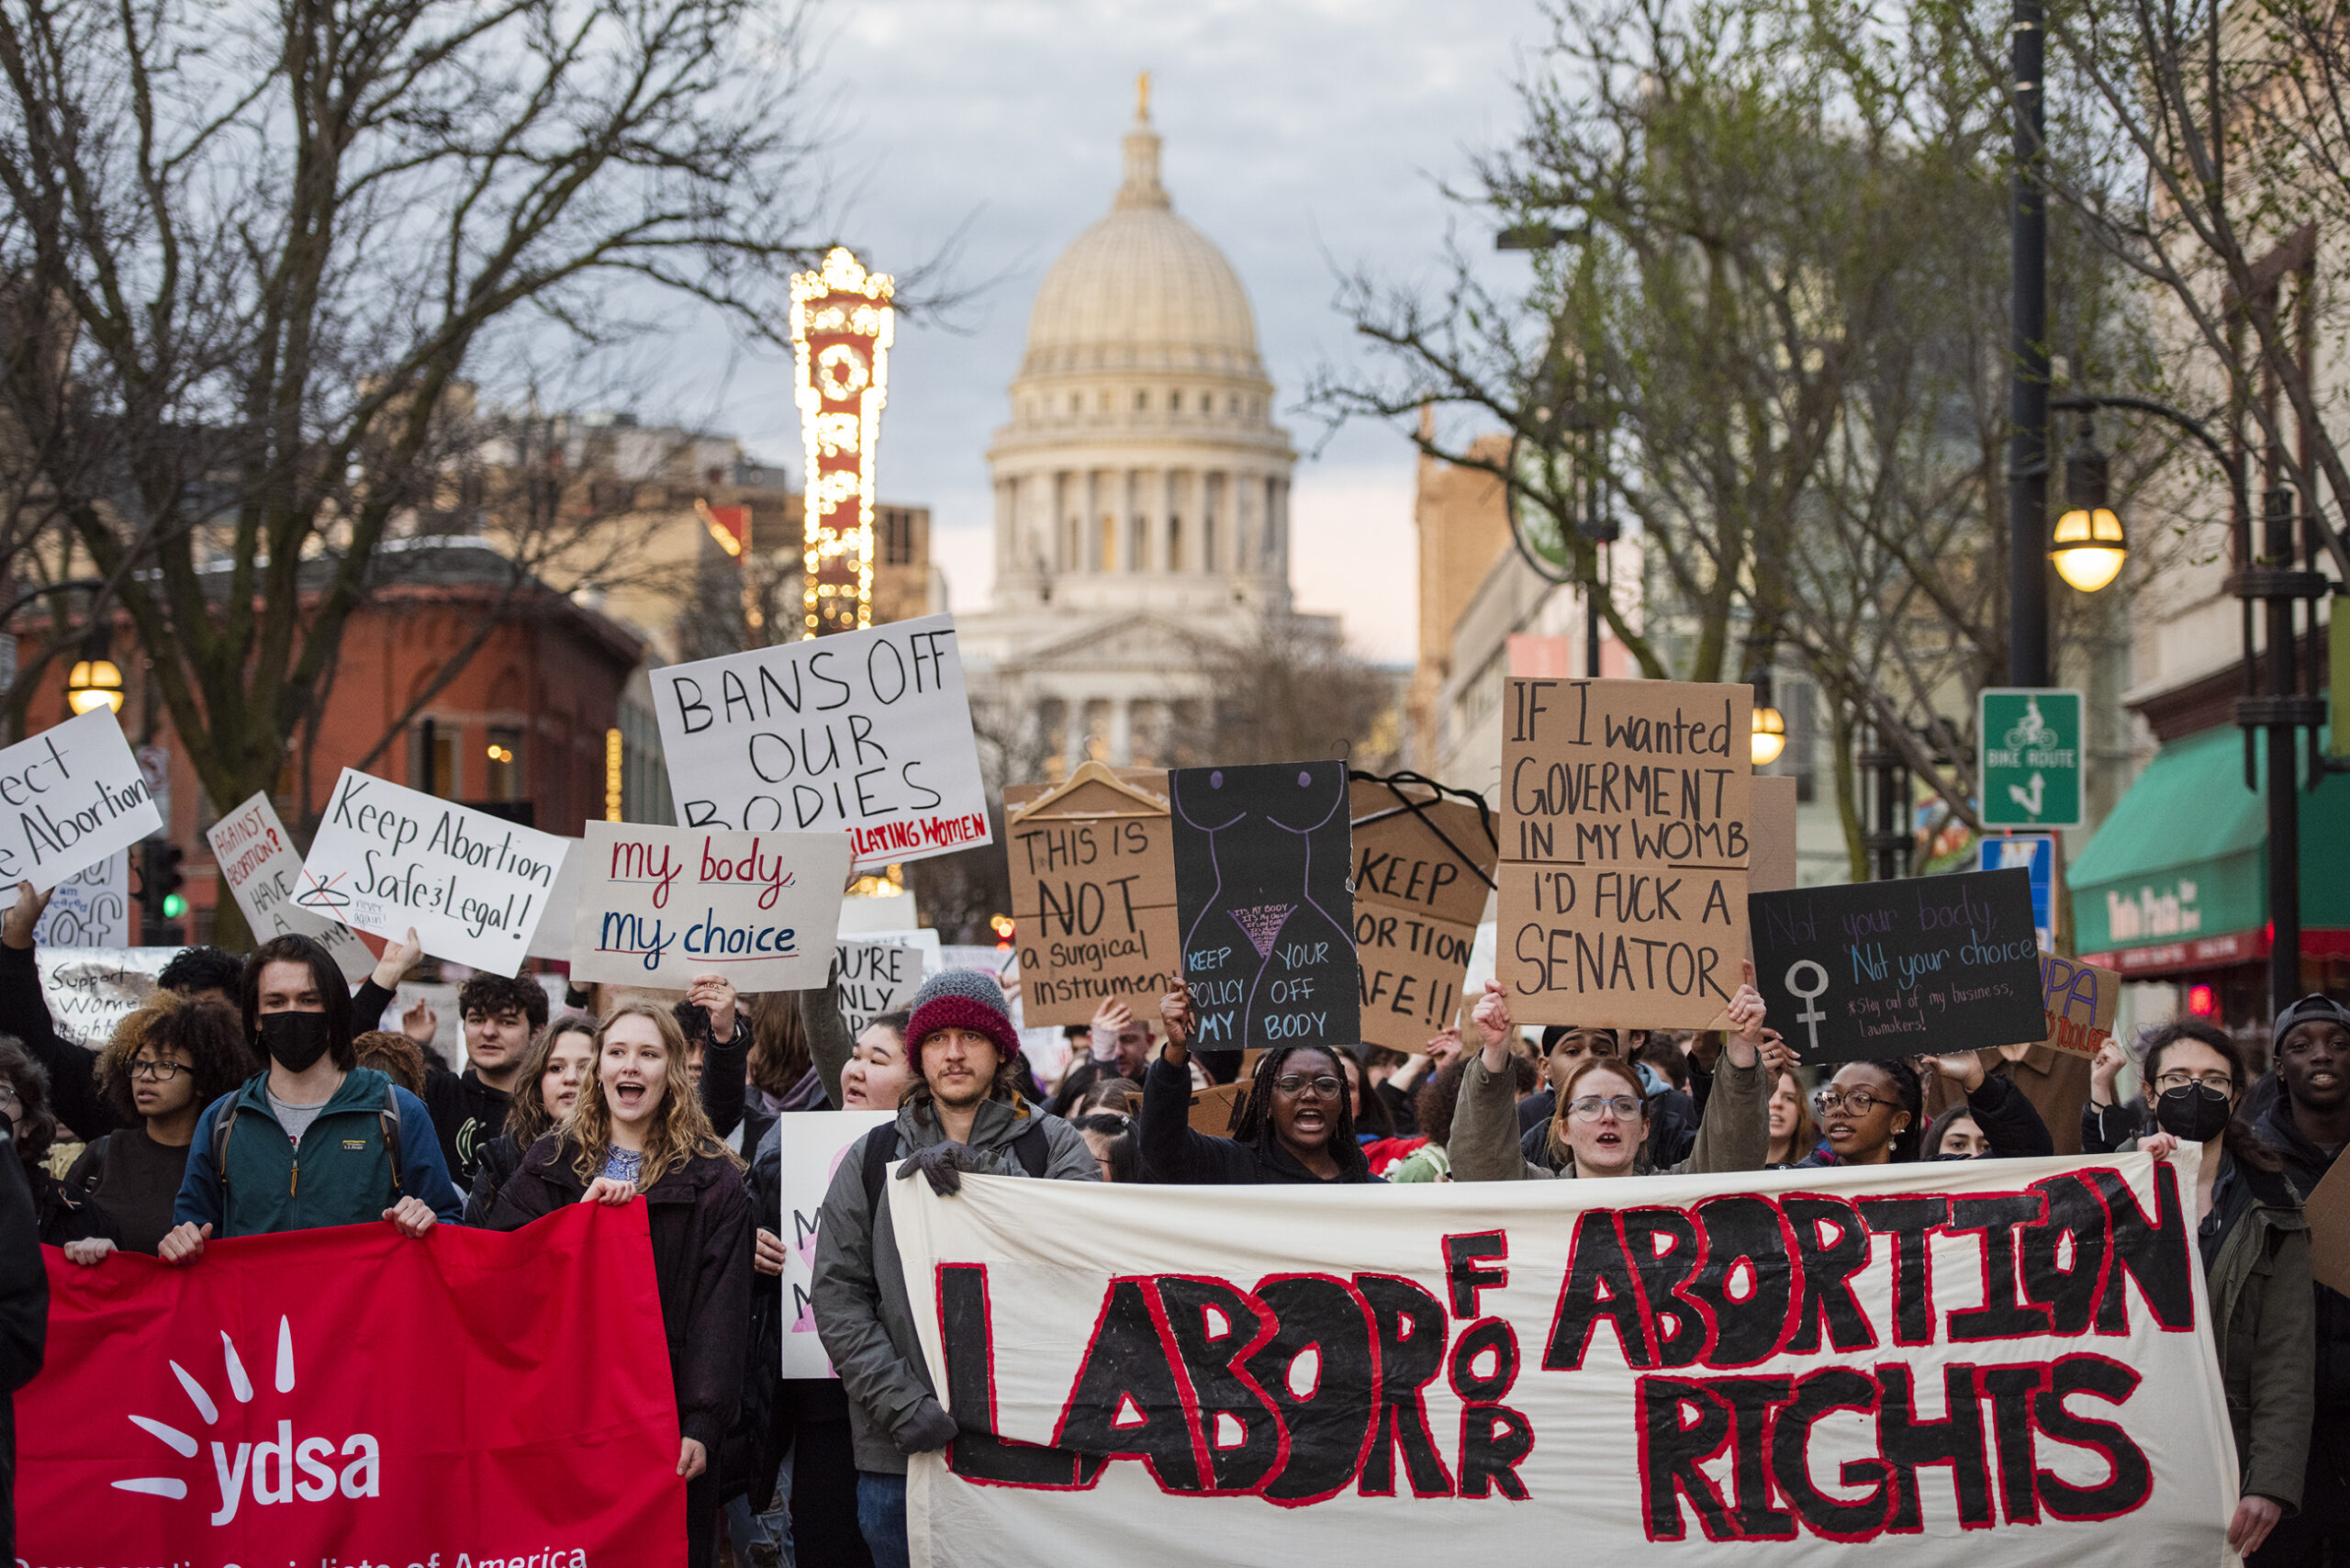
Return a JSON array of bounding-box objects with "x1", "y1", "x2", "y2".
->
[
  {"x1": 1169, "y1": 760, "x2": 1359, "y2": 1053},
  {"x1": 1747, "y1": 868, "x2": 2045, "y2": 1066}
]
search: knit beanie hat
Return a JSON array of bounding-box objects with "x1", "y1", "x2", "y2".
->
[
  {"x1": 904, "y1": 968, "x2": 1022, "y2": 1065},
  {"x1": 2274, "y1": 993, "x2": 2350, "y2": 1049}
]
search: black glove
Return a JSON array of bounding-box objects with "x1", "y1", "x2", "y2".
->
[
  {"x1": 896, "y1": 1141, "x2": 984, "y2": 1196},
  {"x1": 892, "y1": 1396, "x2": 958, "y2": 1455}
]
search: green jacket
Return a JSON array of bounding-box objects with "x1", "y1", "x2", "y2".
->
[
  {"x1": 2206, "y1": 1158, "x2": 2316, "y2": 1510},
  {"x1": 172, "y1": 1068, "x2": 463, "y2": 1239}
]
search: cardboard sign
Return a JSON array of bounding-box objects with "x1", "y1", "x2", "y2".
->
[
  {"x1": 1006, "y1": 764, "x2": 1180, "y2": 1026},
  {"x1": 1748, "y1": 868, "x2": 2046, "y2": 1066},
  {"x1": 1169, "y1": 761, "x2": 1359, "y2": 1053},
  {"x1": 206, "y1": 792, "x2": 377, "y2": 982},
  {"x1": 834, "y1": 930, "x2": 942, "y2": 1037},
  {"x1": 32, "y1": 850, "x2": 127, "y2": 947},
  {"x1": 1349, "y1": 778, "x2": 1496, "y2": 1052},
  {"x1": 2040, "y1": 953, "x2": 2121, "y2": 1058},
  {"x1": 2306, "y1": 1148, "x2": 2350, "y2": 1300},
  {"x1": 1749, "y1": 775, "x2": 1799, "y2": 894},
  {"x1": 1497, "y1": 678, "x2": 1751, "y2": 1029},
  {"x1": 295, "y1": 769, "x2": 569, "y2": 979},
  {"x1": 649, "y1": 612, "x2": 990, "y2": 871},
  {"x1": 33, "y1": 946, "x2": 173, "y2": 1050},
  {"x1": 567, "y1": 822, "x2": 851, "y2": 990},
  {"x1": 0, "y1": 709, "x2": 163, "y2": 891},
  {"x1": 782, "y1": 1109, "x2": 897, "y2": 1377},
  {"x1": 525, "y1": 837, "x2": 584, "y2": 962},
  {"x1": 1185, "y1": 1079, "x2": 1252, "y2": 1138}
]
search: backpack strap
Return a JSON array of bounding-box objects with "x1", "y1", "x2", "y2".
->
[
  {"x1": 381, "y1": 1082, "x2": 404, "y2": 1198},
  {"x1": 860, "y1": 1125, "x2": 901, "y2": 1214},
  {"x1": 212, "y1": 1095, "x2": 241, "y2": 1191}
]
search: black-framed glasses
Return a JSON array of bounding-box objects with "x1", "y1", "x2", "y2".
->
[
  {"x1": 1273, "y1": 1074, "x2": 1343, "y2": 1097},
  {"x1": 129, "y1": 1059, "x2": 190, "y2": 1081},
  {"x1": 2154, "y1": 1070, "x2": 2234, "y2": 1093},
  {"x1": 1813, "y1": 1089, "x2": 1890, "y2": 1115}
]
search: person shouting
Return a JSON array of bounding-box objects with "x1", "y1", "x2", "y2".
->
[
  {"x1": 1451, "y1": 974, "x2": 1780, "y2": 1182},
  {"x1": 462, "y1": 1017, "x2": 596, "y2": 1227},
  {"x1": 811, "y1": 969, "x2": 1096, "y2": 1568},
  {"x1": 486, "y1": 1002, "x2": 751, "y2": 1568},
  {"x1": 63, "y1": 994, "x2": 256, "y2": 1258},
  {"x1": 162, "y1": 935, "x2": 459, "y2": 1259},
  {"x1": 2132, "y1": 1018, "x2": 2312, "y2": 1562},
  {"x1": 1145, "y1": 980, "x2": 1377, "y2": 1183}
]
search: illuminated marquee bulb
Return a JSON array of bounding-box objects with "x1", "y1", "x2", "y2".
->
[{"x1": 790, "y1": 247, "x2": 893, "y2": 636}]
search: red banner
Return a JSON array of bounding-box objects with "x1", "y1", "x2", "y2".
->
[{"x1": 17, "y1": 1204, "x2": 683, "y2": 1567}]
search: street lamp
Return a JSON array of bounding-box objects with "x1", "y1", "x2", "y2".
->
[
  {"x1": 66, "y1": 626, "x2": 123, "y2": 715},
  {"x1": 1749, "y1": 669, "x2": 1786, "y2": 766},
  {"x1": 2051, "y1": 416, "x2": 2128, "y2": 593}
]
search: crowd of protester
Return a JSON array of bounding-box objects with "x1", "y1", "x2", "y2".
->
[{"x1": 0, "y1": 868, "x2": 2342, "y2": 1568}]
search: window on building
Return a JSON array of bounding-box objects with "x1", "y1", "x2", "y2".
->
[
  {"x1": 1168, "y1": 515, "x2": 1183, "y2": 570},
  {"x1": 485, "y1": 726, "x2": 524, "y2": 802},
  {"x1": 1129, "y1": 515, "x2": 1147, "y2": 572},
  {"x1": 1169, "y1": 390, "x2": 1182, "y2": 411},
  {"x1": 1787, "y1": 679, "x2": 1818, "y2": 802},
  {"x1": 1228, "y1": 395, "x2": 1239, "y2": 415},
  {"x1": 410, "y1": 722, "x2": 459, "y2": 799},
  {"x1": 1099, "y1": 390, "x2": 1111, "y2": 411},
  {"x1": 881, "y1": 509, "x2": 917, "y2": 566},
  {"x1": 1135, "y1": 389, "x2": 1148, "y2": 411},
  {"x1": 1203, "y1": 513, "x2": 1217, "y2": 573}
]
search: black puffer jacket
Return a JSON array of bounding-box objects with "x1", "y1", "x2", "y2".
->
[
  {"x1": 486, "y1": 1135, "x2": 752, "y2": 1452},
  {"x1": 28, "y1": 1161, "x2": 115, "y2": 1249},
  {"x1": 1138, "y1": 1056, "x2": 1384, "y2": 1184}
]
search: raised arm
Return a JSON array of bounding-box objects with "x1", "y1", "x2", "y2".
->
[
  {"x1": 1138, "y1": 980, "x2": 1226, "y2": 1182},
  {"x1": 1451, "y1": 981, "x2": 1542, "y2": 1182},
  {"x1": 799, "y1": 983, "x2": 852, "y2": 1110},
  {"x1": 0, "y1": 881, "x2": 119, "y2": 1138}
]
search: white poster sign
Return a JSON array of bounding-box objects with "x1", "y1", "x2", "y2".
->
[
  {"x1": 34, "y1": 946, "x2": 174, "y2": 1048},
  {"x1": 650, "y1": 613, "x2": 991, "y2": 871},
  {"x1": 783, "y1": 1108, "x2": 895, "y2": 1378},
  {"x1": 32, "y1": 850, "x2": 128, "y2": 947},
  {"x1": 892, "y1": 1152, "x2": 2239, "y2": 1568},
  {"x1": 834, "y1": 930, "x2": 942, "y2": 1037},
  {"x1": 294, "y1": 769, "x2": 567, "y2": 978},
  {"x1": 567, "y1": 822, "x2": 852, "y2": 990},
  {"x1": 206, "y1": 791, "x2": 377, "y2": 982},
  {"x1": 526, "y1": 837, "x2": 585, "y2": 962},
  {"x1": 0, "y1": 709, "x2": 163, "y2": 890}
]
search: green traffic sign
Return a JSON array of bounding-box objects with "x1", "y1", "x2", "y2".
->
[{"x1": 1979, "y1": 688, "x2": 2085, "y2": 829}]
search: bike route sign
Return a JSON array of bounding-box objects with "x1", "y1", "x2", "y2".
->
[{"x1": 1978, "y1": 688, "x2": 2084, "y2": 829}]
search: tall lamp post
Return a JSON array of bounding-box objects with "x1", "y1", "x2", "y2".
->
[{"x1": 2047, "y1": 391, "x2": 2345, "y2": 1017}]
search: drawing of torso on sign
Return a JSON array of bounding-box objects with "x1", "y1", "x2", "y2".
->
[{"x1": 1169, "y1": 761, "x2": 1359, "y2": 1053}]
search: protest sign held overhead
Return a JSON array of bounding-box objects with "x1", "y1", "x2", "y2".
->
[
  {"x1": 1349, "y1": 774, "x2": 1496, "y2": 1050},
  {"x1": 1748, "y1": 774, "x2": 1800, "y2": 893},
  {"x1": 650, "y1": 611, "x2": 990, "y2": 870},
  {"x1": 892, "y1": 1150, "x2": 2237, "y2": 1566},
  {"x1": 834, "y1": 930, "x2": 941, "y2": 1037},
  {"x1": 1497, "y1": 678, "x2": 1751, "y2": 1029},
  {"x1": 2040, "y1": 952, "x2": 2121, "y2": 1058},
  {"x1": 207, "y1": 790, "x2": 377, "y2": 982},
  {"x1": 569, "y1": 821, "x2": 851, "y2": 990},
  {"x1": 524, "y1": 835, "x2": 584, "y2": 961},
  {"x1": 295, "y1": 769, "x2": 568, "y2": 978},
  {"x1": 780, "y1": 1108, "x2": 896, "y2": 1377},
  {"x1": 1007, "y1": 763, "x2": 1180, "y2": 1026},
  {"x1": 19, "y1": 1204, "x2": 685, "y2": 1566},
  {"x1": 1169, "y1": 760, "x2": 1359, "y2": 1053},
  {"x1": 1749, "y1": 867, "x2": 2045, "y2": 1065},
  {"x1": 0, "y1": 707, "x2": 164, "y2": 890},
  {"x1": 32, "y1": 848, "x2": 127, "y2": 946},
  {"x1": 34, "y1": 946, "x2": 175, "y2": 1047}
]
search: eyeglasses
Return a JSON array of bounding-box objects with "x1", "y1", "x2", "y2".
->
[
  {"x1": 1812, "y1": 1089, "x2": 1892, "y2": 1115},
  {"x1": 2154, "y1": 1070, "x2": 2235, "y2": 1093},
  {"x1": 0, "y1": 1084, "x2": 18, "y2": 1110},
  {"x1": 1564, "y1": 1094, "x2": 1642, "y2": 1121},
  {"x1": 129, "y1": 1059, "x2": 189, "y2": 1081},
  {"x1": 1272, "y1": 1074, "x2": 1343, "y2": 1097}
]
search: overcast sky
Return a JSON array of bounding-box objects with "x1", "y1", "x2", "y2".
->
[{"x1": 679, "y1": 0, "x2": 1546, "y2": 664}]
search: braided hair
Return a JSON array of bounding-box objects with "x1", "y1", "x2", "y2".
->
[{"x1": 1229, "y1": 1044, "x2": 1370, "y2": 1180}]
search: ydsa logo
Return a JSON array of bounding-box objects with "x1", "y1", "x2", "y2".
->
[{"x1": 111, "y1": 1315, "x2": 379, "y2": 1526}]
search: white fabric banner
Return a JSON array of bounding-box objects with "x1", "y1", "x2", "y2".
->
[
  {"x1": 31, "y1": 849, "x2": 127, "y2": 947},
  {"x1": 566, "y1": 822, "x2": 851, "y2": 989},
  {"x1": 0, "y1": 709, "x2": 163, "y2": 890},
  {"x1": 782, "y1": 1108, "x2": 896, "y2": 1378},
  {"x1": 892, "y1": 1152, "x2": 2238, "y2": 1567},
  {"x1": 294, "y1": 769, "x2": 568, "y2": 978},
  {"x1": 34, "y1": 946, "x2": 174, "y2": 1049},
  {"x1": 648, "y1": 613, "x2": 991, "y2": 870},
  {"x1": 206, "y1": 790, "x2": 377, "y2": 981}
]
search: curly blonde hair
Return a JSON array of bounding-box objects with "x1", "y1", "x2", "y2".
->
[{"x1": 563, "y1": 1002, "x2": 741, "y2": 1189}]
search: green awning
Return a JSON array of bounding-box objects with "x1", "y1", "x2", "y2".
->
[{"x1": 2071, "y1": 722, "x2": 2350, "y2": 953}]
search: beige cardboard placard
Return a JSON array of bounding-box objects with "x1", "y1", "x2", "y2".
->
[
  {"x1": 1007, "y1": 764, "x2": 1181, "y2": 1026},
  {"x1": 2307, "y1": 1150, "x2": 2350, "y2": 1299},
  {"x1": 1186, "y1": 1079, "x2": 1251, "y2": 1138},
  {"x1": 1749, "y1": 776, "x2": 1799, "y2": 894},
  {"x1": 2038, "y1": 953, "x2": 2121, "y2": 1058},
  {"x1": 1350, "y1": 779, "x2": 1498, "y2": 1052},
  {"x1": 1496, "y1": 678, "x2": 1751, "y2": 1030}
]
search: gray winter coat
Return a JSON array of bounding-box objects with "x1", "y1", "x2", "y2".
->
[
  {"x1": 1452, "y1": 1047, "x2": 1770, "y2": 1182},
  {"x1": 811, "y1": 1093, "x2": 1099, "y2": 1473}
]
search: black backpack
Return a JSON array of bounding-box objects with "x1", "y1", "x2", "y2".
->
[
  {"x1": 213, "y1": 1081, "x2": 406, "y2": 1197},
  {"x1": 860, "y1": 1117, "x2": 1049, "y2": 1211}
]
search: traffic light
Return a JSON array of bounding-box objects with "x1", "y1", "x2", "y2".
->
[{"x1": 140, "y1": 840, "x2": 186, "y2": 945}]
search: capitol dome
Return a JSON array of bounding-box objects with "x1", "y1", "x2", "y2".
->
[{"x1": 1019, "y1": 97, "x2": 1264, "y2": 380}]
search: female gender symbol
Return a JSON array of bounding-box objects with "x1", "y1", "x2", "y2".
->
[{"x1": 1786, "y1": 959, "x2": 1830, "y2": 1053}]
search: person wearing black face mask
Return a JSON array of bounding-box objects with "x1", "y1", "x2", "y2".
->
[
  {"x1": 161, "y1": 935, "x2": 462, "y2": 1260},
  {"x1": 2127, "y1": 1018, "x2": 2312, "y2": 1561}
]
